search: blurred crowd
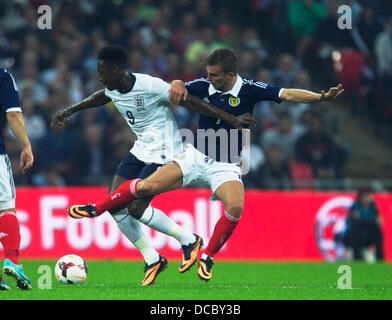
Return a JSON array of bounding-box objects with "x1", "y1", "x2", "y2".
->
[{"x1": 0, "y1": 0, "x2": 391, "y2": 189}]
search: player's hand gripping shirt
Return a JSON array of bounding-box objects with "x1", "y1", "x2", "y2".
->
[
  {"x1": 184, "y1": 75, "x2": 283, "y2": 163},
  {"x1": 105, "y1": 73, "x2": 183, "y2": 164},
  {"x1": 0, "y1": 68, "x2": 23, "y2": 155}
]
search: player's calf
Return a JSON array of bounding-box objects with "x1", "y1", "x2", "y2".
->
[
  {"x1": 127, "y1": 198, "x2": 152, "y2": 220},
  {"x1": 204, "y1": 211, "x2": 240, "y2": 258}
]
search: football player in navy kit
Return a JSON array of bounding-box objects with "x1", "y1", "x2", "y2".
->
[
  {"x1": 0, "y1": 68, "x2": 34, "y2": 290},
  {"x1": 70, "y1": 48, "x2": 343, "y2": 282}
]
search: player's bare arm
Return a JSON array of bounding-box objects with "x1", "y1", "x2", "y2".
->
[
  {"x1": 6, "y1": 111, "x2": 34, "y2": 174},
  {"x1": 280, "y1": 83, "x2": 344, "y2": 103},
  {"x1": 170, "y1": 80, "x2": 257, "y2": 129},
  {"x1": 50, "y1": 89, "x2": 111, "y2": 127},
  {"x1": 180, "y1": 95, "x2": 257, "y2": 129}
]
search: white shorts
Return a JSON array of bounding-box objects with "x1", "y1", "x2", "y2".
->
[
  {"x1": 173, "y1": 143, "x2": 242, "y2": 199},
  {"x1": 0, "y1": 154, "x2": 16, "y2": 210}
]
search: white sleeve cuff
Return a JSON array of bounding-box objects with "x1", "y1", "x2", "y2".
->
[{"x1": 6, "y1": 107, "x2": 22, "y2": 113}]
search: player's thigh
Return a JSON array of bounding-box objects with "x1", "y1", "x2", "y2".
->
[
  {"x1": 213, "y1": 180, "x2": 244, "y2": 219},
  {"x1": 138, "y1": 162, "x2": 183, "y2": 196},
  {"x1": 0, "y1": 154, "x2": 15, "y2": 213},
  {"x1": 204, "y1": 161, "x2": 244, "y2": 218},
  {"x1": 114, "y1": 152, "x2": 146, "y2": 189}
]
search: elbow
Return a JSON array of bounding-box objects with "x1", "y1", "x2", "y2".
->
[
  {"x1": 279, "y1": 89, "x2": 291, "y2": 102},
  {"x1": 6, "y1": 111, "x2": 23, "y2": 122}
]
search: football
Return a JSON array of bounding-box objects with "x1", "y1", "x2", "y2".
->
[{"x1": 55, "y1": 254, "x2": 88, "y2": 284}]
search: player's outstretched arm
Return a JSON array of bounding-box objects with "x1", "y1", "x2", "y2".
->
[
  {"x1": 280, "y1": 83, "x2": 344, "y2": 103},
  {"x1": 6, "y1": 112, "x2": 34, "y2": 174},
  {"x1": 50, "y1": 89, "x2": 111, "y2": 127},
  {"x1": 179, "y1": 94, "x2": 257, "y2": 129}
]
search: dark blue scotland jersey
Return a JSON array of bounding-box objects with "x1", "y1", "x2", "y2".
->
[
  {"x1": 0, "y1": 68, "x2": 22, "y2": 155},
  {"x1": 185, "y1": 75, "x2": 282, "y2": 163}
]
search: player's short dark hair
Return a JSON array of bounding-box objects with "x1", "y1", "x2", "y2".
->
[
  {"x1": 98, "y1": 45, "x2": 127, "y2": 69},
  {"x1": 205, "y1": 48, "x2": 238, "y2": 74}
]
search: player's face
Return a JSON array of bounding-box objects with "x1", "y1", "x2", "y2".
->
[
  {"x1": 206, "y1": 65, "x2": 234, "y2": 92},
  {"x1": 97, "y1": 61, "x2": 119, "y2": 90}
]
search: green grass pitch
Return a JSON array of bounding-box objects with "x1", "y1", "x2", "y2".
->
[{"x1": 1, "y1": 260, "x2": 392, "y2": 300}]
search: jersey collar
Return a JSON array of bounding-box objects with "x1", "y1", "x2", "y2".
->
[
  {"x1": 107, "y1": 73, "x2": 136, "y2": 95},
  {"x1": 208, "y1": 74, "x2": 243, "y2": 97}
]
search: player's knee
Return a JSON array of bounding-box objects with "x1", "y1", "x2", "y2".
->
[
  {"x1": 137, "y1": 180, "x2": 158, "y2": 196},
  {"x1": 127, "y1": 202, "x2": 145, "y2": 220},
  {"x1": 225, "y1": 202, "x2": 243, "y2": 219}
]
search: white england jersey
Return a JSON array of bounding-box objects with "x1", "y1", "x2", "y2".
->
[{"x1": 105, "y1": 73, "x2": 183, "y2": 164}]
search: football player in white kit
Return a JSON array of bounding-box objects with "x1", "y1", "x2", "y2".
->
[
  {"x1": 52, "y1": 45, "x2": 256, "y2": 286},
  {"x1": 69, "y1": 48, "x2": 344, "y2": 282}
]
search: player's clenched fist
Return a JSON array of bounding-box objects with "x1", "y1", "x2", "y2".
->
[
  {"x1": 231, "y1": 113, "x2": 258, "y2": 129},
  {"x1": 50, "y1": 108, "x2": 73, "y2": 127}
]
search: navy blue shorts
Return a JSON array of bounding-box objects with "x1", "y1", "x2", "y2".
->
[{"x1": 115, "y1": 153, "x2": 161, "y2": 180}]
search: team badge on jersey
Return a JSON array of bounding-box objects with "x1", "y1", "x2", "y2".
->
[
  {"x1": 228, "y1": 96, "x2": 240, "y2": 107},
  {"x1": 134, "y1": 95, "x2": 145, "y2": 111}
]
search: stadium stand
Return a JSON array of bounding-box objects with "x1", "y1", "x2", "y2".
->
[{"x1": 0, "y1": 0, "x2": 391, "y2": 190}]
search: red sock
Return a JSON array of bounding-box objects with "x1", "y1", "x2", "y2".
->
[
  {"x1": 95, "y1": 179, "x2": 141, "y2": 215},
  {"x1": 204, "y1": 211, "x2": 240, "y2": 257},
  {"x1": 0, "y1": 212, "x2": 20, "y2": 264}
]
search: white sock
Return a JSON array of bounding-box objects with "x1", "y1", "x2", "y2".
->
[
  {"x1": 112, "y1": 208, "x2": 160, "y2": 265},
  {"x1": 201, "y1": 253, "x2": 212, "y2": 260},
  {"x1": 133, "y1": 235, "x2": 160, "y2": 266},
  {"x1": 139, "y1": 206, "x2": 196, "y2": 246}
]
